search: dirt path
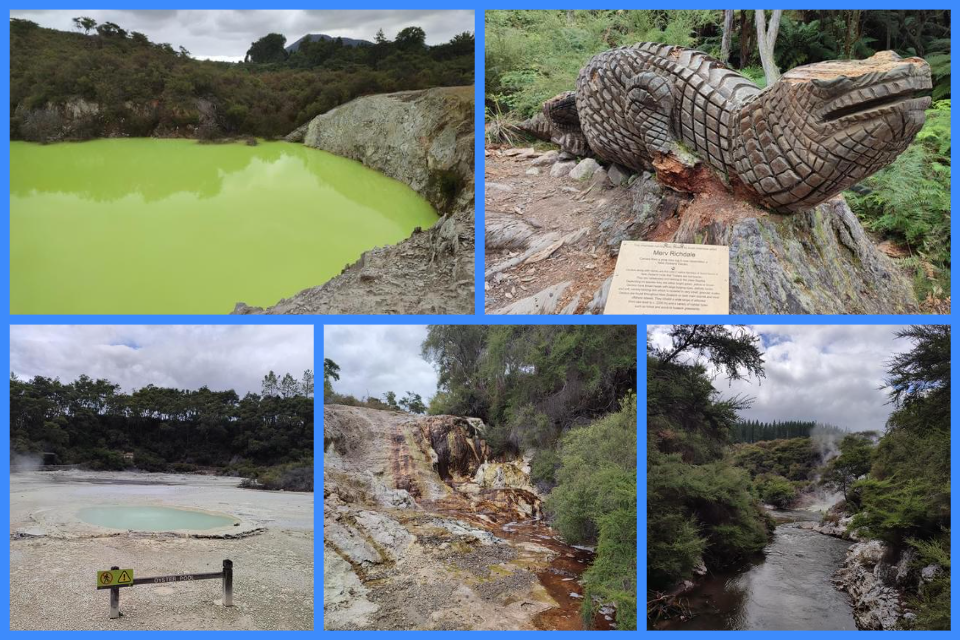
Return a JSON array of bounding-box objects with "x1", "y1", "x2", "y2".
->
[
  {"x1": 486, "y1": 145, "x2": 944, "y2": 315},
  {"x1": 484, "y1": 147, "x2": 630, "y2": 314}
]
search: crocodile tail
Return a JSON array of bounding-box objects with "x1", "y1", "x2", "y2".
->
[
  {"x1": 543, "y1": 90, "x2": 581, "y2": 133},
  {"x1": 516, "y1": 112, "x2": 553, "y2": 142}
]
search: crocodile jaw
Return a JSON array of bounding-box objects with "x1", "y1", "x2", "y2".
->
[{"x1": 732, "y1": 51, "x2": 932, "y2": 213}]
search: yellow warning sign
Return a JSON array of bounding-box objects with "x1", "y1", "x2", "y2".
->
[{"x1": 97, "y1": 569, "x2": 134, "y2": 588}]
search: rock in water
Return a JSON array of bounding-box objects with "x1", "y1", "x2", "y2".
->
[
  {"x1": 834, "y1": 540, "x2": 907, "y2": 630},
  {"x1": 304, "y1": 86, "x2": 474, "y2": 214}
]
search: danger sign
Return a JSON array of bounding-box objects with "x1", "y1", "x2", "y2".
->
[{"x1": 97, "y1": 569, "x2": 134, "y2": 588}]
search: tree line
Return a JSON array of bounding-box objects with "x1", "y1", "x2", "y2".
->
[
  {"x1": 9, "y1": 370, "x2": 314, "y2": 489},
  {"x1": 731, "y1": 419, "x2": 847, "y2": 443},
  {"x1": 322, "y1": 358, "x2": 427, "y2": 414},
  {"x1": 10, "y1": 17, "x2": 473, "y2": 142}
]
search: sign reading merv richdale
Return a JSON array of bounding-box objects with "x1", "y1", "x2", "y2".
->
[{"x1": 604, "y1": 241, "x2": 730, "y2": 314}]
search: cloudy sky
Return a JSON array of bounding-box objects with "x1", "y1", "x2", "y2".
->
[
  {"x1": 323, "y1": 325, "x2": 438, "y2": 403},
  {"x1": 10, "y1": 325, "x2": 313, "y2": 395},
  {"x1": 10, "y1": 10, "x2": 475, "y2": 61},
  {"x1": 648, "y1": 325, "x2": 912, "y2": 432}
]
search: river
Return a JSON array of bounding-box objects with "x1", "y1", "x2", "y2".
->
[{"x1": 660, "y1": 511, "x2": 856, "y2": 630}]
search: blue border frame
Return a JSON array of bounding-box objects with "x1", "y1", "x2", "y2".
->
[{"x1": 1, "y1": 3, "x2": 957, "y2": 634}]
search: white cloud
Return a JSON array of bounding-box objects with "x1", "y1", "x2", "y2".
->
[
  {"x1": 10, "y1": 325, "x2": 313, "y2": 395},
  {"x1": 323, "y1": 325, "x2": 437, "y2": 404},
  {"x1": 648, "y1": 325, "x2": 910, "y2": 432}
]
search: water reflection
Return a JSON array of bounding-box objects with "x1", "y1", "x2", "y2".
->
[
  {"x1": 11, "y1": 139, "x2": 439, "y2": 314},
  {"x1": 11, "y1": 139, "x2": 423, "y2": 216},
  {"x1": 662, "y1": 519, "x2": 856, "y2": 630}
]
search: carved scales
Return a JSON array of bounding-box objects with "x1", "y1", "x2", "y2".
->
[{"x1": 525, "y1": 43, "x2": 932, "y2": 213}]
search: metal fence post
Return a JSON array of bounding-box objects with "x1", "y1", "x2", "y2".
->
[
  {"x1": 223, "y1": 559, "x2": 233, "y2": 607},
  {"x1": 109, "y1": 565, "x2": 120, "y2": 619}
]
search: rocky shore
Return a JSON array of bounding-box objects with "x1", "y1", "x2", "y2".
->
[
  {"x1": 804, "y1": 515, "x2": 942, "y2": 629},
  {"x1": 234, "y1": 86, "x2": 475, "y2": 315}
]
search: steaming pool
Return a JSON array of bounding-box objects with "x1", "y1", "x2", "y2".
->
[
  {"x1": 10, "y1": 470, "x2": 314, "y2": 630},
  {"x1": 78, "y1": 505, "x2": 237, "y2": 532}
]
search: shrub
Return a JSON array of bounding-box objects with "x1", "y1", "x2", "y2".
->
[
  {"x1": 906, "y1": 533, "x2": 951, "y2": 630},
  {"x1": 530, "y1": 448, "x2": 560, "y2": 487},
  {"x1": 241, "y1": 460, "x2": 314, "y2": 492},
  {"x1": 755, "y1": 473, "x2": 796, "y2": 508},
  {"x1": 86, "y1": 448, "x2": 128, "y2": 471},
  {"x1": 846, "y1": 101, "x2": 951, "y2": 303},
  {"x1": 133, "y1": 450, "x2": 168, "y2": 472},
  {"x1": 546, "y1": 395, "x2": 637, "y2": 629}
]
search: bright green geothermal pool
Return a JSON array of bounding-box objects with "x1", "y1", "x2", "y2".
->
[{"x1": 10, "y1": 139, "x2": 438, "y2": 314}]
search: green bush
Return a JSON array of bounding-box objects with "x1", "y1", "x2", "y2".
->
[
  {"x1": 846, "y1": 101, "x2": 951, "y2": 303},
  {"x1": 906, "y1": 533, "x2": 951, "y2": 630},
  {"x1": 582, "y1": 506, "x2": 637, "y2": 630},
  {"x1": 530, "y1": 448, "x2": 560, "y2": 486},
  {"x1": 733, "y1": 437, "x2": 819, "y2": 480},
  {"x1": 547, "y1": 395, "x2": 636, "y2": 544},
  {"x1": 486, "y1": 10, "x2": 718, "y2": 119},
  {"x1": 133, "y1": 450, "x2": 168, "y2": 472},
  {"x1": 240, "y1": 460, "x2": 314, "y2": 492},
  {"x1": 755, "y1": 474, "x2": 797, "y2": 508},
  {"x1": 546, "y1": 395, "x2": 637, "y2": 629},
  {"x1": 86, "y1": 448, "x2": 128, "y2": 471}
]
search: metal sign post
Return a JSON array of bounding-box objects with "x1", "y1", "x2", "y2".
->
[
  {"x1": 223, "y1": 559, "x2": 233, "y2": 607},
  {"x1": 96, "y1": 559, "x2": 234, "y2": 619},
  {"x1": 109, "y1": 565, "x2": 120, "y2": 620}
]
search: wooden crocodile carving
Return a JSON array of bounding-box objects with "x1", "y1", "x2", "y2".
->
[{"x1": 521, "y1": 44, "x2": 932, "y2": 213}]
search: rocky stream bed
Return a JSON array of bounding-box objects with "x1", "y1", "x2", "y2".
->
[{"x1": 323, "y1": 405, "x2": 615, "y2": 630}]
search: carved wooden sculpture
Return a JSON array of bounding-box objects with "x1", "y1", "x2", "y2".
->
[{"x1": 521, "y1": 44, "x2": 932, "y2": 213}]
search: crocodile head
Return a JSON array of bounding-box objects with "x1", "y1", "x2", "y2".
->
[{"x1": 732, "y1": 51, "x2": 932, "y2": 213}]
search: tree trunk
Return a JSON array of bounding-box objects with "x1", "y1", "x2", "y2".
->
[
  {"x1": 755, "y1": 9, "x2": 782, "y2": 85},
  {"x1": 738, "y1": 10, "x2": 751, "y2": 68},
  {"x1": 720, "y1": 10, "x2": 734, "y2": 63},
  {"x1": 844, "y1": 10, "x2": 862, "y2": 58}
]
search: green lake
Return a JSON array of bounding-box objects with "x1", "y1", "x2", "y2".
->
[{"x1": 10, "y1": 139, "x2": 438, "y2": 314}]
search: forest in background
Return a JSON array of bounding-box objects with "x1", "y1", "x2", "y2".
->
[
  {"x1": 485, "y1": 10, "x2": 951, "y2": 306},
  {"x1": 324, "y1": 325, "x2": 638, "y2": 628},
  {"x1": 646, "y1": 325, "x2": 950, "y2": 629},
  {"x1": 9, "y1": 370, "x2": 314, "y2": 491},
  {"x1": 731, "y1": 419, "x2": 847, "y2": 443},
  {"x1": 10, "y1": 16, "x2": 473, "y2": 140}
]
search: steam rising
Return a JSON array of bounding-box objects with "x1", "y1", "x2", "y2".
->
[{"x1": 11, "y1": 454, "x2": 43, "y2": 474}]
